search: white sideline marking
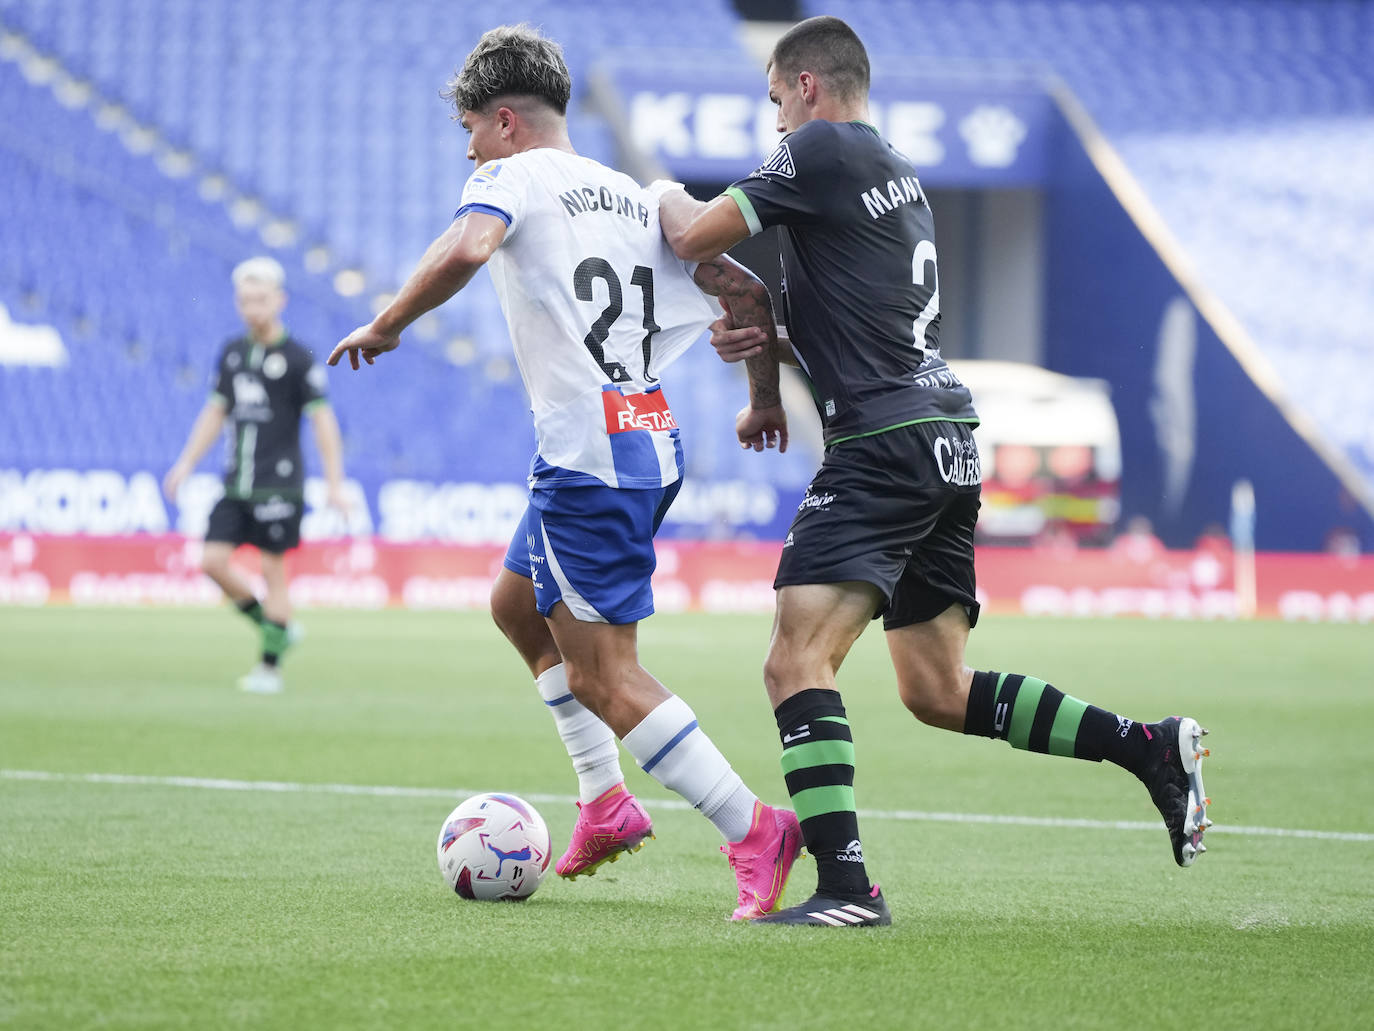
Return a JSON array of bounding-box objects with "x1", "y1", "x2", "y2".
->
[{"x1": 4, "y1": 769, "x2": 1373, "y2": 843}]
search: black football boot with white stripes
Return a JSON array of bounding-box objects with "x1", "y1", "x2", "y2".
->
[{"x1": 754, "y1": 883, "x2": 891, "y2": 927}]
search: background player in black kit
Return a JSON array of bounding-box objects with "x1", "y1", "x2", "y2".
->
[
  {"x1": 163, "y1": 256, "x2": 348, "y2": 695},
  {"x1": 655, "y1": 16, "x2": 1212, "y2": 925}
]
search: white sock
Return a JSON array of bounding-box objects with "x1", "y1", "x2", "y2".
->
[
  {"x1": 536, "y1": 663, "x2": 623, "y2": 804},
  {"x1": 622, "y1": 694, "x2": 758, "y2": 842}
]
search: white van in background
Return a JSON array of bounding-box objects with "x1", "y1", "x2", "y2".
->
[{"x1": 952, "y1": 361, "x2": 1122, "y2": 546}]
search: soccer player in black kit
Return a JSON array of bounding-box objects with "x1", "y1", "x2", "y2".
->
[
  {"x1": 655, "y1": 16, "x2": 1212, "y2": 925},
  {"x1": 164, "y1": 257, "x2": 348, "y2": 694}
]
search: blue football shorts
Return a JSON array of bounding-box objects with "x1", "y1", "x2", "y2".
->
[{"x1": 502, "y1": 480, "x2": 681, "y2": 625}]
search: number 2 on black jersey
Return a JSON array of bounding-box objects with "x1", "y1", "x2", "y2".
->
[
  {"x1": 573, "y1": 258, "x2": 660, "y2": 384},
  {"x1": 911, "y1": 239, "x2": 940, "y2": 353}
]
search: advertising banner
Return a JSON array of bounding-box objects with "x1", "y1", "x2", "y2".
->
[
  {"x1": 604, "y1": 58, "x2": 1054, "y2": 187},
  {"x1": 0, "y1": 468, "x2": 800, "y2": 544},
  {"x1": 4, "y1": 533, "x2": 1371, "y2": 622}
]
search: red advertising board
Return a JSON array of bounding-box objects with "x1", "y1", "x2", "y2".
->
[{"x1": 0, "y1": 533, "x2": 1371, "y2": 621}]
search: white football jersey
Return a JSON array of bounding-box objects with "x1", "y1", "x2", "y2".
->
[{"x1": 457, "y1": 149, "x2": 717, "y2": 489}]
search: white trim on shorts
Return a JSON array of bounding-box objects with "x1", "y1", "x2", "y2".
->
[{"x1": 539, "y1": 518, "x2": 608, "y2": 624}]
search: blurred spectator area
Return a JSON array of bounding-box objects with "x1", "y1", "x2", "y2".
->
[
  {"x1": 1, "y1": 0, "x2": 1371, "y2": 521},
  {"x1": 0, "y1": 0, "x2": 821, "y2": 494},
  {"x1": 810, "y1": 0, "x2": 1374, "y2": 486}
]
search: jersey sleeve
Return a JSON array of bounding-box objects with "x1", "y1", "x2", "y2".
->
[
  {"x1": 455, "y1": 158, "x2": 528, "y2": 236},
  {"x1": 724, "y1": 121, "x2": 837, "y2": 236},
  {"x1": 301, "y1": 359, "x2": 330, "y2": 413},
  {"x1": 209, "y1": 344, "x2": 233, "y2": 405}
]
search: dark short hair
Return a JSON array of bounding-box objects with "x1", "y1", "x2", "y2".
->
[
  {"x1": 442, "y1": 24, "x2": 571, "y2": 116},
  {"x1": 768, "y1": 15, "x2": 870, "y2": 101}
]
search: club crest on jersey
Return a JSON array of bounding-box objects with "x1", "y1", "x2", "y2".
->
[
  {"x1": 471, "y1": 161, "x2": 503, "y2": 185},
  {"x1": 752, "y1": 142, "x2": 795, "y2": 179}
]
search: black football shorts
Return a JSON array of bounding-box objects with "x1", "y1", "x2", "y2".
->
[
  {"x1": 774, "y1": 420, "x2": 982, "y2": 630},
  {"x1": 205, "y1": 495, "x2": 302, "y2": 554}
]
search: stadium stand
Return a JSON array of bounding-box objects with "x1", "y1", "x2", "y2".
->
[
  {"x1": 809, "y1": 0, "x2": 1374, "y2": 484},
  {"x1": 4, "y1": 0, "x2": 1369, "y2": 531},
  {"x1": 0, "y1": 0, "x2": 820, "y2": 508}
]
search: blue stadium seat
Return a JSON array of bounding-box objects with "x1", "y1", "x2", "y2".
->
[{"x1": 807, "y1": 0, "x2": 1374, "y2": 485}]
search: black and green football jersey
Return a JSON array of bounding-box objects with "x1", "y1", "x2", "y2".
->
[
  {"x1": 209, "y1": 332, "x2": 329, "y2": 500},
  {"x1": 726, "y1": 118, "x2": 978, "y2": 446}
]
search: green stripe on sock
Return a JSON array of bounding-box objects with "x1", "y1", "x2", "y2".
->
[
  {"x1": 780, "y1": 738, "x2": 855, "y2": 775},
  {"x1": 261, "y1": 621, "x2": 288, "y2": 657},
  {"x1": 1049, "y1": 695, "x2": 1089, "y2": 757},
  {"x1": 1006, "y1": 677, "x2": 1046, "y2": 751},
  {"x1": 791, "y1": 784, "x2": 856, "y2": 823}
]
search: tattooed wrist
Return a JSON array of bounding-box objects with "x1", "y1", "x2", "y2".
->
[{"x1": 745, "y1": 355, "x2": 782, "y2": 409}]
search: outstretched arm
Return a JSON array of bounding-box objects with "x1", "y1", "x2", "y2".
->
[
  {"x1": 328, "y1": 212, "x2": 508, "y2": 370},
  {"x1": 692, "y1": 256, "x2": 787, "y2": 453}
]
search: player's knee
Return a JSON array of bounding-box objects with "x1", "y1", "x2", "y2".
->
[
  {"x1": 489, "y1": 574, "x2": 534, "y2": 637},
  {"x1": 489, "y1": 587, "x2": 519, "y2": 636},
  {"x1": 761, "y1": 651, "x2": 796, "y2": 698}
]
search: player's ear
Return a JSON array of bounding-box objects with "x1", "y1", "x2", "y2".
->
[{"x1": 498, "y1": 106, "x2": 516, "y2": 136}]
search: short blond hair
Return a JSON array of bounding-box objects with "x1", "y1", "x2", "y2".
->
[{"x1": 231, "y1": 256, "x2": 285, "y2": 290}]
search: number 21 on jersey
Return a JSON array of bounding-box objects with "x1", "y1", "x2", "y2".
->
[{"x1": 573, "y1": 257, "x2": 660, "y2": 384}]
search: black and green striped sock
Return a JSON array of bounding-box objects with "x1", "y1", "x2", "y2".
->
[
  {"x1": 261, "y1": 619, "x2": 288, "y2": 668},
  {"x1": 236, "y1": 597, "x2": 264, "y2": 626},
  {"x1": 775, "y1": 688, "x2": 871, "y2": 897},
  {"x1": 964, "y1": 671, "x2": 1151, "y2": 777}
]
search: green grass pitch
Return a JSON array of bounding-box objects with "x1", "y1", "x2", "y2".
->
[{"x1": 2, "y1": 606, "x2": 1372, "y2": 1029}]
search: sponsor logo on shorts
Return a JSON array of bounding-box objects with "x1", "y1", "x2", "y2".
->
[
  {"x1": 797, "y1": 489, "x2": 836, "y2": 512},
  {"x1": 934, "y1": 435, "x2": 981, "y2": 486},
  {"x1": 254, "y1": 497, "x2": 297, "y2": 522},
  {"x1": 783, "y1": 532, "x2": 794, "y2": 548}
]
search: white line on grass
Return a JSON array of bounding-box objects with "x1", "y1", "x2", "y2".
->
[{"x1": 4, "y1": 768, "x2": 1373, "y2": 844}]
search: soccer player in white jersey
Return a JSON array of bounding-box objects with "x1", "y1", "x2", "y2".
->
[{"x1": 329, "y1": 24, "x2": 802, "y2": 920}]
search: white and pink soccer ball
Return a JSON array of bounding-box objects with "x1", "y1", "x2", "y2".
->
[{"x1": 436, "y1": 792, "x2": 552, "y2": 901}]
